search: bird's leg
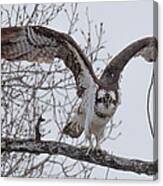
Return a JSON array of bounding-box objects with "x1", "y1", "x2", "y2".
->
[
  {"x1": 85, "y1": 136, "x2": 94, "y2": 155},
  {"x1": 84, "y1": 130, "x2": 94, "y2": 155},
  {"x1": 95, "y1": 142, "x2": 101, "y2": 150},
  {"x1": 95, "y1": 136, "x2": 102, "y2": 152}
]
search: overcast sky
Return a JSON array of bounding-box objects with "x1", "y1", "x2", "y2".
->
[
  {"x1": 52, "y1": 1, "x2": 156, "y2": 180},
  {"x1": 1, "y1": 0, "x2": 157, "y2": 180}
]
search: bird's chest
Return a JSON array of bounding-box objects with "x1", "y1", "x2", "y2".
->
[
  {"x1": 92, "y1": 111, "x2": 110, "y2": 126},
  {"x1": 91, "y1": 104, "x2": 115, "y2": 134},
  {"x1": 90, "y1": 93, "x2": 118, "y2": 133},
  {"x1": 95, "y1": 102, "x2": 116, "y2": 118}
]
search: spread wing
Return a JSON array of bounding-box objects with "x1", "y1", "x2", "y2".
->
[
  {"x1": 100, "y1": 37, "x2": 158, "y2": 90},
  {"x1": 1, "y1": 26, "x2": 98, "y2": 137}
]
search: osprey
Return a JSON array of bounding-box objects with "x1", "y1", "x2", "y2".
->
[
  {"x1": 1, "y1": 26, "x2": 157, "y2": 151},
  {"x1": 63, "y1": 89, "x2": 120, "y2": 150}
]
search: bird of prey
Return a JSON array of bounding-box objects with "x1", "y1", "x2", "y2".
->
[{"x1": 1, "y1": 26, "x2": 158, "y2": 151}]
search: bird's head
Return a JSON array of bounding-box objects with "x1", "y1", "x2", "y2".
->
[{"x1": 95, "y1": 89, "x2": 118, "y2": 109}]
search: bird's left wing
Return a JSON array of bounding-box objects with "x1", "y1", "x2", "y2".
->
[
  {"x1": 1, "y1": 26, "x2": 98, "y2": 137},
  {"x1": 100, "y1": 37, "x2": 158, "y2": 91}
]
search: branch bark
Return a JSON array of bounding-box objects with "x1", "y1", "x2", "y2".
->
[{"x1": 1, "y1": 138, "x2": 158, "y2": 176}]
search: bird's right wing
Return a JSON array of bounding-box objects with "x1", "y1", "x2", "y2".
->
[{"x1": 1, "y1": 26, "x2": 98, "y2": 138}]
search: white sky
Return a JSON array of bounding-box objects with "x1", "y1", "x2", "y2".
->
[
  {"x1": 53, "y1": 1, "x2": 155, "y2": 180},
  {"x1": 1, "y1": 0, "x2": 157, "y2": 180}
]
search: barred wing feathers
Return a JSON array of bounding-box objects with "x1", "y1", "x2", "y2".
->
[
  {"x1": 100, "y1": 37, "x2": 158, "y2": 91},
  {"x1": 1, "y1": 26, "x2": 97, "y2": 138}
]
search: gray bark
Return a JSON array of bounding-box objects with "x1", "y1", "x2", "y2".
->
[{"x1": 1, "y1": 138, "x2": 158, "y2": 176}]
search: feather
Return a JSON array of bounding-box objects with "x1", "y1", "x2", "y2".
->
[{"x1": 1, "y1": 25, "x2": 97, "y2": 141}]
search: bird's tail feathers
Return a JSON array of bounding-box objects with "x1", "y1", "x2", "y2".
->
[{"x1": 62, "y1": 119, "x2": 84, "y2": 138}]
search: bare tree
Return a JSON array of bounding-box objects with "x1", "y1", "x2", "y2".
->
[{"x1": 1, "y1": 3, "x2": 158, "y2": 178}]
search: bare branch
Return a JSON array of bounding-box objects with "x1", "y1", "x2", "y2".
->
[
  {"x1": 1, "y1": 3, "x2": 157, "y2": 179},
  {"x1": 1, "y1": 138, "x2": 158, "y2": 176}
]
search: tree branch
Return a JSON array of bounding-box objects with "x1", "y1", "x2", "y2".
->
[{"x1": 1, "y1": 138, "x2": 158, "y2": 176}]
